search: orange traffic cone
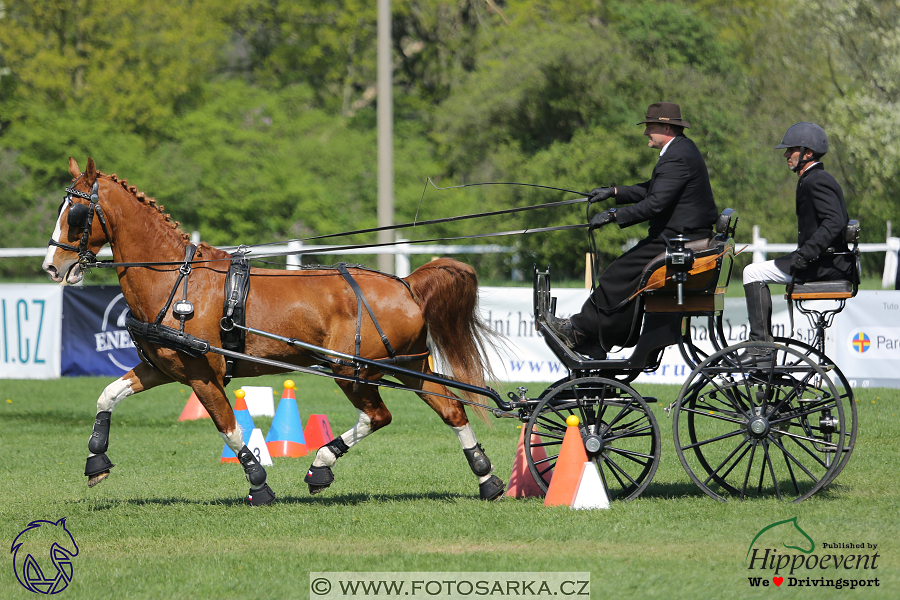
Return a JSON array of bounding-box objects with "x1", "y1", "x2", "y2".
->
[
  {"x1": 506, "y1": 425, "x2": 549, "y2": 498},
  {"x1": 304, "y1": 414, "x2": 334, "y2": 451},
  {"x1": 178, "y1": 392, "x2": 211, "y2": 421},
  {"x1": 544, "y1": 415, "x2": 589, "y2": 507},
  {"x1": 266, "y1": 380, "x2": 308, "y2": 457}
]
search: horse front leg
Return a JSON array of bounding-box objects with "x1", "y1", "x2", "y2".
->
[
  {"x1": 192, "y1": 379, "x2": 276, "y2": 506},
  {"x1": 401, "y1": 375, "x2": 505, "y2": 501},
  {"x1": 85, "y1": 363, "x2": 172, "y2": 487},
  {"x1": 305, "y1": 376, "x2": 392, "y2": 495}
]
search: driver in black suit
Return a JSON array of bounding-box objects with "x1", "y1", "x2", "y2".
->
[{"x1": 545, "y1": 102, "x2": 719, "y2": 357}]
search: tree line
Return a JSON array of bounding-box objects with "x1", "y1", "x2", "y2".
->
[{"x1": 1, "y1": 0, "x2": 897, "y2": 282}]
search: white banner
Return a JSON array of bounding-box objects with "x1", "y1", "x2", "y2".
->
[
  {"x1": 0, "y1": 284, "x2": 63, "y2": 379},
  {"x1": 832, "y1": 291, "x2": 900, "y2": 388}
]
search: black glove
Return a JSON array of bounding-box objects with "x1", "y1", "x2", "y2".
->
[
  {"x1": 790, "y1": 252, "x2": 809, "y2": 272},
  {"x1": 588, "y1": 187, "x2": 614, "y2": 204},
  {"x1": 589, "y1": 208, "x2": 616, "y2": 230}
]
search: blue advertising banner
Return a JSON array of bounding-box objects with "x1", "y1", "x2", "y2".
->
[{"x1": 61, "y1": 286, "x2": 139, "y2": 377}]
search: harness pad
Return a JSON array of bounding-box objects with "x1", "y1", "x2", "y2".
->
[{"x1": 220, "y1": 252, "x2": 252, "y2": 384}]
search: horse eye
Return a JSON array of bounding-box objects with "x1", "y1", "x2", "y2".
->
[{"x1": 67, "y1": 203, "x2": 91, "y2": 229}]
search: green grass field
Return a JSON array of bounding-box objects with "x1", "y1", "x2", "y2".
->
[{"x1": 1, "y1": 375, "x2": 897, "y2": 599}]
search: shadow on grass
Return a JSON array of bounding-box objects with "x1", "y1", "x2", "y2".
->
[{"x1": 82, "y1": 491, "x2": 475, "y2": 510}]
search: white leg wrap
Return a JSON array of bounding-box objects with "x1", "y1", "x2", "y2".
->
[
  {"x1": 97, "y1": 377, "x2": 134, "y2": 412},
  {"x1": 312, "y1": 409, "x2": 373, "y2": 467},
  {"x1": 220, "y1": 427, "x2": 244, "y2": 454},
  {"x1": 452, "y1": 424, "x2": 478, "y2": 450}
]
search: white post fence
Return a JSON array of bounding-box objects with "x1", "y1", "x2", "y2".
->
[{"x1": 7, "y1": 225, "x2": 900, "y2": 287}]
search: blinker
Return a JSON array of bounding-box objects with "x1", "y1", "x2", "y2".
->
[{"x1": 67, "y1": 203, "x2": 91, "y2": 229}]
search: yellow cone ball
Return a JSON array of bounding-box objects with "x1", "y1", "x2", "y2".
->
[
  {"x1": 235, "y1": 389, "x2": 245, "y2": 400},
  {"x1": 284, "y1": 380, "x2": 295, "y2": 390},
  {"x1": 566, "y1": 415, "x2": 580, "y2": 427}
]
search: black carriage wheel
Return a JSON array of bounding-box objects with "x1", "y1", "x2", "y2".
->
[
  {"x1": 772, "y1": 337, "x2": 857, "y2": 485},
  {"x1": 524, "y1": 377, "x2": 661, "y2": 501},
  {"x1": 673, "y1": 342, "x2": 845, "y2": 502}
]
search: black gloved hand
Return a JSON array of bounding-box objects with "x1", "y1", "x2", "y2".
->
[
  {"x1": 587, "y1": 187, "x2": 614, "y2": 204},
  {"x1": 790, "y1": 252, "x2": 809, "y2": 272},
  {"x1": 589, "y1": 208, "x2": 617, "y2": 230}
]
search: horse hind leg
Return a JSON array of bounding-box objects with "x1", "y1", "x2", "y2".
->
[
  {"x1": 85, "y1": 364, "x2": 170, "y2": 487},
  {"x1": 401, "y1": 375, "x2": 505, "y2": 501}
]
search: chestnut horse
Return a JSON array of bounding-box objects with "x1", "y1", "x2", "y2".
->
[{"x1": 43, "y1": 158, "x2": 505, "y2": 504}]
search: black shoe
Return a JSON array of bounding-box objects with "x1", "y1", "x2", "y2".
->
[
  {"x1": 543, "y1": 314, "x2": 579, "y2": 348},
  {"x1": 736, "y1": 349, "x2": 773, "y2": 368}
]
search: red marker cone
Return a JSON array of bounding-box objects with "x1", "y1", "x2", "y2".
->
[
  {"x1": 178, "y1": 392, "x2": 211, "y2": 421},
  {"x1": 544, "y1": 415, "x2": 589, "y2": 507},
  {"x1": 221, "y1": 389, "x2": 257, "y2": 463},
  {"x1": 506, "y1": 425, "x2": 549, "y2": 498},
  {"x1": 266, "y1": 380, "x2": 308, "y2": 457},
  {"x1": 304, "y1": 414, "x2": 334, "y2": 451}
]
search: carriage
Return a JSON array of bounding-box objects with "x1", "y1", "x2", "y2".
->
[{"x1": 44, "y1": 158, "x2": 859, "y2": 505}]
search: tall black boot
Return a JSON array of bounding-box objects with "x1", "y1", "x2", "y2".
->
[{"x1": 739, "y1": 282, "x2": 774, "y2": 366}]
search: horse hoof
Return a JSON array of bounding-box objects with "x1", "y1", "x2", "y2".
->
[
  {"x1": 304, "y1": 465, "x2": 334, "y2": 495},
  {"x1": 87, "y1": 471, "x2": 110, "y2": 488},
  {"x1": 479, "y1": 474, "x2": 505, "y2": 501},
  {"x1": 247, "y1": 483, "x2": 276, "y2": 506},
  {"x1": 308, "y1": 484, "x2": 330, "y2": 495}
]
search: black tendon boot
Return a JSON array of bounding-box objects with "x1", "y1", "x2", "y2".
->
[{"x1": 738, "y1": 282, "x2": 774, "y2": 367}]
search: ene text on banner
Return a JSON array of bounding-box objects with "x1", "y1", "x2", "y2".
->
[{"x1": 62, "y1": 286, "x2": 140, "y2": 376}]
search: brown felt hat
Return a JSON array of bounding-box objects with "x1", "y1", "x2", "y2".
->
[{"x1": 637, "y1": 102, "x2": 690, "y2": 128}]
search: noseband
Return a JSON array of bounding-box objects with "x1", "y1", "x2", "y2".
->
[{"x1": 48, "y1": 178, "x2": 112, "y2": 265}]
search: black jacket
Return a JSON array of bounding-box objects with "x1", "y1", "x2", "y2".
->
[
  {"x1": 773, "y1": 163, "x2": 854, "y2": 281},
  {"x1": 570, "y1": 134, "x2": 718, "y2": 348},
  {"x1": 614, "y1": 134, "x2": 719, "y2": 236}
]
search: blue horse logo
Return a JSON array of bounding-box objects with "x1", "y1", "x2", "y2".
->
[{"x1": 10, "y1": 518, "x2": 79, "y2": 594}]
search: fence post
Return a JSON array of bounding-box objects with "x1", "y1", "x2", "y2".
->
[
  {"x1": 287, "y1": 240, "x2": 302, "y2": 270},
  {"x1": 883, "y1": 236, "x2": 899, "y2": 289},
  {"x1": 752, "y1": 225, "x2": 767, "y2": 263},
  {"x1": 395, "y1": 239, "x2": 411, "y2": 278}
]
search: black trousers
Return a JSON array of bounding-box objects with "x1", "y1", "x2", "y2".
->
[{"x1": 570, "y1": 229, "x2": 712, "y2": 350}]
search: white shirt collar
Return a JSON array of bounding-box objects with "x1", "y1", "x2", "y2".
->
[{"x1": 659, "y1": 136, "x2": 676, "y2": 157}]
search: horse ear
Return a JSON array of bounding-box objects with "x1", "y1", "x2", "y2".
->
[
  {"x1": 85, "y1": 158, "x2": 98, "y2": 183},
  {"x1": 68, "y1": 157, "x2": 81, "y2": 178}
]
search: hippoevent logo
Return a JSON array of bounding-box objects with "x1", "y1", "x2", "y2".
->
[
  {"x1": 745, "y1": 517, "x2": 880, "y2": 590},
  {"x1": 10, "y1": 518, "x2": 79, "y2": 594},
  {"x1": 851, "y1": 331, "x2": 870, "y2": 353}
]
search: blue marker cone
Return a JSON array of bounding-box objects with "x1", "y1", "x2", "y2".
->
[
  {"x1": 221, "y1": 390, "x2": 257, "y2": 463},
  {"x1": 266, "y1": 380, "x2": 308, "y2": 457}
]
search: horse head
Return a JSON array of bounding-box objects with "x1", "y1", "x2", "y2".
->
[{"x1": 43, "y1": 157, "x2": 111, "y2": 285}]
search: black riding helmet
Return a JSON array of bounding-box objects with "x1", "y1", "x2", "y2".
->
[{"x1": 775, "y1": 122, "x2": 828, "y2": 172}]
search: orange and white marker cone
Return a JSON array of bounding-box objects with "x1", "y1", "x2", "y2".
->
[
  {"x1": 221, "y1": 389, "x2": 257, "y2": 463},
  {"x1": 506, "y1": 425, "x2": 548, "y2": 498},
  {"x1": 266, "y1": 380, "x2": 308, "y2": 457},
  {"x1": 178, "y1": 392, "x2": 211, "y2": 421},
  {"x1": 304, "y1": 414, "x2": 334, "y2": 451},
  {"x1": 543, "y1": 415, "x2": 589, "y2": 507}
]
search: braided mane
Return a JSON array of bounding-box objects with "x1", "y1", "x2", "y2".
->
[{"x1": 98, "y1": 171, "x2": 191, "y2": 243}]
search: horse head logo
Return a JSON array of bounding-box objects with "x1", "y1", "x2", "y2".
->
[
  {"x1": 746, "y1": 516, "x2": 815, "y2": 560},
  {"x1": 10, "y1": 518, "x2": 79, "y2": 594}
]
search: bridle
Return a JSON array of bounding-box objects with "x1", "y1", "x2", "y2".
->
[{"x1": 48, "y1": 176, "x2": 112, "y2": 265}]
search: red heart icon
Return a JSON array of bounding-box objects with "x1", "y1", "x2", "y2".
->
[{"x1": 773, "y1": 577, "x2": 783, "y2": 586}]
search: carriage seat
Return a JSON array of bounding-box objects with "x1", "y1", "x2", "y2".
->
[
  {"x1": 636, "y1": 209, "x2": 737, "y2": 314},
  {"x1": 785, "y1": 220, "x2": 860, "y2": 301}
]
